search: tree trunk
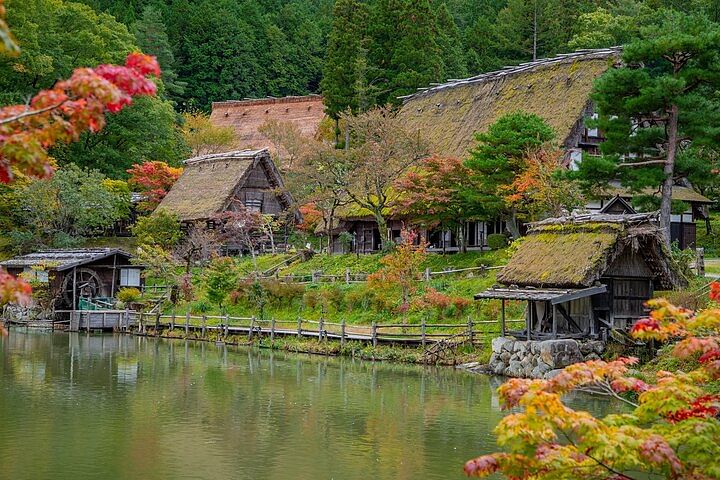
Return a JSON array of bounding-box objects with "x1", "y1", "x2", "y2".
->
[
  {"x1": 660, "y1": 104, "x2": 679, "y2": 248},
  {"x1": 506, "y1": 209, "x2": 521, "y2": 239},
  {"x1": 334, "y1": 117, "x2": 340, "y2": 147},
  {"x1": 457, "y1": 223, "x2": 467, "y2": 253},
  {"x1": 532, "y1": 0, "x2": 538, "y2": 61},
  {"x1": 373, "y1": 212, "x2": 388, "y2": 251},
  {"x1": 325, "y1": 211, "x2": 335, "y2": 255}
]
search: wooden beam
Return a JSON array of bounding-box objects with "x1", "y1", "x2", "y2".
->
[
  {"x1": 556, "y1": 304, "x2": 582, "y2": 333},
  {"x1": 552, "y1": 304, "x2": 557, "y2": 339}
]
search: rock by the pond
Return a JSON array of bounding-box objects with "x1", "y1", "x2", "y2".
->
[
  {"x1": 539, "y1": 339, "x2": 584, "y2": 369},
  {"x1": 492, "y1": 336, "x2": 515, "y2": 354},
  {"x1": 485, "y1": 337, "x2": 604, "y2": 379},
  {"x1": 544, "y1": 369, "x2": 565, "y2": 380}
]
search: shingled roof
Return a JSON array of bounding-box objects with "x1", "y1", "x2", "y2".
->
[
  {"x1": 0, "y1": 249, "x2": 131, "y2": 271},
  {"x1": 156, "y1": 149, "x2": 292, "y2": 222},
  {"x1": 496, "y1": 213, "x2": 686, "y2": 290},
  {"x1": 209, "y1": 95, "x2": 325, "y2": 152},
  {"x1": 397, "y1": 48, "x2": 621, "y2": 158}
]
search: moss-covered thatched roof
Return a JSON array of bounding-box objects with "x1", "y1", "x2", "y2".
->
[
  {"x1": 157, "y1": 149, "x2": 291, "y2": 222},
  {"x1": 497, "y1": 213, "x2": 685, "y2": 290},
  {"x1": 398, "y1": 48, "x2": 620, "y2": 158}
]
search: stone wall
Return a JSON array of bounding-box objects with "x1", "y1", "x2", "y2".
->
[{"x1": 487, "y1": 337, "x2": 605, "y2": 379}]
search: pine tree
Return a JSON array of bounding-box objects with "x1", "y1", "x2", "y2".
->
[
  {"x1": 321, "y1": 0, "x2": 370, "y2": 120},
  {"x1": 574, "y1": 10, "x2": 720, "y2": 246},
  {"x1": 134, "y1": 5, "x2": 185, "y2": 98}
]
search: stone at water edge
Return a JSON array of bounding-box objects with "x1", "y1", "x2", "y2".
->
[
  {"x1": 491, "y1": 336, "x2": 515, "y2": 354},
  {"x1": 539, "y1": 339, "x2": 584, "y2": 369}
]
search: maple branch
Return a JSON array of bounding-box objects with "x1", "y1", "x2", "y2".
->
[
  {"x1": 0, "y1": 101, "x2": 66, "y2": 126},
  {"x1": 575, "y1": 381, "x2": 639, "y2": 408}
]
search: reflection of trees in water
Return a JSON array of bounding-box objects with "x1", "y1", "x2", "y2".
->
[{"x1": 0, "y1": 332, "x2": 624, "y2": 480}]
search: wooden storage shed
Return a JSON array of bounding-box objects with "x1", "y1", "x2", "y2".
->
[
  {"x1": 475, "y1": 213, "x2": 686, "y2": 340},
  {"x1": 0, "y1": 248, "x2": 142, "y2": 310}
]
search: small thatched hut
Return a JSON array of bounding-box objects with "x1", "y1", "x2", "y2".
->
[
  {"x1": 475, "y1": 213, "x2": 686, "y2": 340},
  {"x1": 156, "y1": 149, "x2": 294, "y2": 225}
]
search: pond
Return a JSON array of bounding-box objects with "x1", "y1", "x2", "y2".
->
[{"x1": 0, "y1": 330, "x2": 622, "y2": 480}]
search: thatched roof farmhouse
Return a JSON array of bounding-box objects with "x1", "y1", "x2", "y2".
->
[
  {"x1": 398, "y1": 48, "x2": 620, "y2": 159},
  {"x1": 210, "y1": 95, "x2": 325, "y2": 152},
  {"x1": 157, "y1": 149, "x2": 294, "y2": 223},
  {"x1": 476, "y1": 213, "x2": 686, "y2": 340}
]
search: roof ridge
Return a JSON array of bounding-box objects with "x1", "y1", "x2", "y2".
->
[
  {"x1": 211, "y1": 94, "x2": 322, "y2": 108},
  {"x1": 184, "y1": 148, "x2": 269, "y2": 165},
  {"x1": 400, "y1": 47, "x2": 622, "y2": 102}
]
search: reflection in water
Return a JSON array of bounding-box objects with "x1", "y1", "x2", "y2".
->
[{"x1": 0, "y1": 330, "x2": 623, "y2": 480}]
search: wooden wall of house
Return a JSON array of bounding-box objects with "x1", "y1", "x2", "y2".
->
[{"x1": 231, "y1": 163, "x2": 284, "y2": 215}]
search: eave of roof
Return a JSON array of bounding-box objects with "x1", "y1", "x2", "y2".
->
[
  {"x1": 0, "y1": 248, "x2": 132, "y2": 271},
  {"x1": 474, "y1": 285, "x2": 607, "y2": 303}
]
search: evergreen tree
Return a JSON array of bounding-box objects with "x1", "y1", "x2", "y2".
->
[
  {"x1": 573, "y1": 10, "x2": 720, "y2": 246},
  {"x1": 435, "y1": 2, "x2": 468, "y2": 80},
  {"x1": 463, "y1": 112, "x2": 556, "y2": 238},
  {"x1": 386, "y1": 0, "x2": 445, "y2": 102},
  {"x1": 321, "y1": 0, "x2": 370, "y2": 120},
  {"x1": 134, "y1": 5, "x2": 185, "y2": 98}
]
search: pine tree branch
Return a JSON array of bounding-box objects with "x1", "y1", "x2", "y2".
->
[{"x1": 618, "y1": 160, "x2": 667, "y2": 167}]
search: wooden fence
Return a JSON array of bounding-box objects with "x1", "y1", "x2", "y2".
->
[
  {"x1": 130, "y1": 312, "x2": 525, "y2": 347},
  {"x1": 244, "y1": 265, "x2": 505, "y2": 285}
]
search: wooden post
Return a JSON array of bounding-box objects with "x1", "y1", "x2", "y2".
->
[
  {"x1": 467, "y1": 316, "x2": 474, "y2": 344},
  {"x1": 696, "y1": 247, "x2": 705, "y2": 276},
  {"x1": 124, "y1": 308, "x2": 129, "y2": 331},
  {"x1": 501, "y1": 299, "x2": 506, "y2": 337},
  {"x1": 86, "y1": 312, "x2": 91, "y2": 333},
  {"x1": 371, "y1": 321, "x2": 377, "y2": 347},
  {"x1": 224, "y1": 314, "x2": 229, "y2": 338},
  {"x1": 421, "y1": 317, "x2": 426, "y2": 348},
  {"x1": 297, "y1": 317, "x2": 302, "y2": 337},
  {"x1": 171, "y1": 309, "x2": 176, "y2": 331},
  {"x1": 201, "y1": 315, "x2": 207, "y2": 337},
  {"x1": 424, "y1": 267, "x2": 431, "y2": 281},
  {"x1": 345, "y1": 268, "x2": 351, "y2": 285},
  {"x1": 184, "y1": 311, "x2": 190, "y2": 336},
  {"x1": 552, "y1": 304, "x2": 557, "y2": 339},
  {"x1": 527, "y1": 301, "x2": 532, "y2": 341},
  {"x1": 249, "y1": 316, "x2": 255, "y2": 340},
  {"x1": 102, "y1": 312, "x2": 107, "y2": 330},
  {"x1": 270, "y1": 317, "x2": 276, "y2": 341},
  {"x1": 72, "y1": 267, "x2": 77, "y2": 310},
  {"x1": 340, "y1": 319, "x2": 346, "y2": 346},
  {"x1": 312, "y1": 271, "x2": 319, "y2": 283},
  {"x1": 319, "y1": 317, "x2": 324, "y2": 342},
  {"x1": 155, "y1": 311, "x2": 160, "y2": 337}
]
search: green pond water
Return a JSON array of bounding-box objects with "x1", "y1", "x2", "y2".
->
[{"x1": 0, "y1": 330, "x2": 622, "y2": 480}]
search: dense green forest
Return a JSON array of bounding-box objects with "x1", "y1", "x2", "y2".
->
[{"x1": 3, "y1": 0, "x2": 720, "y2": 179}]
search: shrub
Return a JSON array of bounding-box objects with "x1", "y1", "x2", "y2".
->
[
  {"x1": 303, "y1": 289, "x2": 321, "y2": 310},
  {"x1": 319, "y1": 286, "x2": 345, "y2": 311},
  {"x1": 264, "y1": 280, "x2": 305, "y2": 307},
  {"x1": 117, "y1": 287, "x2": 141, "y2": 304},
  {"x1": 486, "y1": 233, "x2": 508, "y2": 250}
]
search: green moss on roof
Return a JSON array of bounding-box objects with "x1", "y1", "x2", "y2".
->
[
  {"x1": 398, "y1": 56, "x2": 613, "y2": 158},
  {"x1": 498, "y1": 230, "x2": 619, "y2": 288}
]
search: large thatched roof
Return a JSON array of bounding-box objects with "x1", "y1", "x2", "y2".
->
[
  {"x1": 210, "y1": 95, "x2": 325, "y2": 152},
  {"x1": 397, "y1": 48, "x2": 620, "y2": 158},
  {"x1": 157, "y1": 149, "x2": 292, "y2": 222},
  {"x1": 496, "y1": 213, "x2": 686, "y2": 290}
]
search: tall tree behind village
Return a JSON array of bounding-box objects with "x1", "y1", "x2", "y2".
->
[
  {"x1": 573, "y1": 9, "x2": 720, "y2": 247},
  {"x1": 321, "y1": 0, "x2": 369, "y2": 143}
]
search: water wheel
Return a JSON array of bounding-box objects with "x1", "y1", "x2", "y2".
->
[{"x1": 61, "y1": 268, "x2": 105, "y2": 307}]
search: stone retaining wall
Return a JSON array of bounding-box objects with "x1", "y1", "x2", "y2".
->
[{"x1": 487, "y1": 337, "x2": 605, "y2": 379}]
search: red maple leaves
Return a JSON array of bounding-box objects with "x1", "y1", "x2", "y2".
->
[
  {"x1": 127, "y1": 161, "x2": 183, "y2": 212},
  {"x1": 0, "y1": 52, "x2": 160, "y2": 184}
]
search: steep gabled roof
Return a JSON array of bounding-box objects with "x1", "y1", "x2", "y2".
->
[
  {"x1": 209, "y1": 95, "x2": 325, "y2": 152},
  {"x1": 0, "y1": 249, "x2": 132, "y2": 271},
  {"x1": 156, "y1": 149, "x2": 292, "y2": 222},
  {"x1": 397, "y1": 48, "x2": 621, "y2": 158},
  {"x1": 496, "y1": 213, "x2": 685, "y2": 290}
]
